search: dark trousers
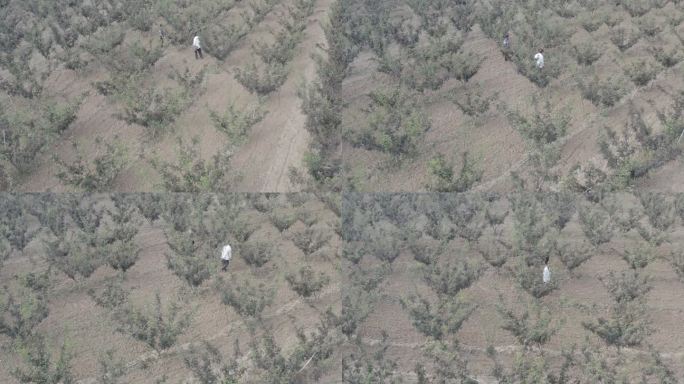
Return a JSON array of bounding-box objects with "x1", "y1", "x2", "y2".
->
[
  {"x1": 222, "y1": 259, "x2": 230, "y2": 271},
  {"x1": 195, "y1": 48, "x2": 203, "y2": 59}
]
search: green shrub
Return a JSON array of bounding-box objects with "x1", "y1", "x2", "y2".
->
[
  {"x1": 578, "y1": 204, "x2": 614, "y2": 247},
  {"x1": 603, "y1": 270, "x2": 651, "y2": 304},
  {"x1": 638, "y1": 16, "x2": 662, "y2": 37},
  {"x1": 219, "y1": 278, "x2": 274, "y2": 319},
  {"x1": 209, "y1": 102, "x2": 266, "y2": 144},
  {"x1": 426, "y1": 152, "x2": 483, "y2": 192},
  {"x1": 99, "y1": 349, "x2": 126, "y2": 384},
  {"x1": 286, "y1": 266, "x2": 330, "y2": 298},
  {"x1": 241, "y1": 240, "x2": 277, "y2": 268},
  {"x1": 12, "y1": 335, "x2": 74, "y2": 384},
  {"x1": 572, "y1": 41, "x2": 603, "y2": 66},
  {"x1": 234, "y1": 61, "x2": 289, "y2": 95},
  {"x1": 119, "y1": 84, "x2": 190, "y2": 138},
  {"x1": 115, "y1": 292, "x2": 192, "y2": 351},
  {"x1": 578, "y1": 75, "x2": 628, "y2": 107},
  {"x1": 579, "y1": 12, "x2": 606, "y2": 32},
  {"x1": 291, "y1": 226, "x2": 331, "y2": 256},
  {"x1": 652, "y1": 46, "x2": 683, "y2": 68},
  {"x1": 583, "y1": 300, "x2": 652, "y2": 350},
  {"x1": 184, "y1": 341, "x2": 244, "y2": 384},
  {"x1": 104, "y1": 239, "x2": 140, "y2": 274},
  {"x1": 507, "y1": 100, "x2": 569, "y2": 148},
  {"x1": 624, "y1": 59, "x2": 659, "y2": 86},
  {"x1": 54, "y1": 137, "x2": 128, "y2": 192},
  {"x1": 255, "y1": 23, "x2": 304, "y2": 66},
  {"x1": 449, "y1": 88, "x2": 496, "y2": 117},
  {"x1": 165, "y1": 229, "x2": 213, "y2": 288},
  {"x1": 88, "y1": 278, "x2": 129, "y2": 310},
  {"x1": 670, "y1": 251, "x2": 684, "y2": 281},
  {"x1": 621, "y1": 0, "x2": 651, "y2": 17},
  {"x1": 610, "y1": 26, "x2": 641, "y2": 51},
  {"x1": 269, "y1": 210, "x2": 297, "y2": 232},
  {"x1": 353, "y1": 88, "x2": 431, "y2": 159},
  {"x1": 441, "y1": 51, "x2": 482, "y2": 82},
  {"x1": 0, "y1": 287, "x2": 49, "y2": 340},
  {"x1": 497, "y1": 298, "x2": 559, "y2": 349},
  {"x1": 44, "y1": 236, "x2": 103, "y2": 281},
  {"x1": 558, "y1": 241, "x2": 592, "y2": 272},
  {"x1": 204, "y1": 23, "x2": 248, "y2": 60},
  {"x1": 402, "y1": 295, "x2": 475, "y2": 340},
  {"x1": 81, "y1": 25, "x2": 125, "y2": 56},
  {"x1": 423, "y1": 260, "x2": 481, "y2": 297},
  {"x1": 150, "y1": 136, "x2": 234, "y2": 193}
]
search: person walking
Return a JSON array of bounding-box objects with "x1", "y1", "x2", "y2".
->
[
  {"x1": 534, "y1": 48, "x2": 544, "y2": 70},
  {"x1": 221, "y1": 243, "x2": 232, "y2": 271},
  {"x1": 193, "y1": 35, "x2": 203, "y2": 59},
  {"x1": 543, "y1": 256, "x2": 551, "y2": 284},
  {"x1": 502, "y1": 32, "x2": 511, "y2": 61},
  {"x1": 159, "y1": 25, "x2": 166, "y2": 47}
]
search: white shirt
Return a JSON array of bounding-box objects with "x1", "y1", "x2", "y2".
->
[
  {"x1": 534, "y1": 53, "x2": 544, "y2": 68},
  {"x1": 543, "y1": 265, "x2": 550, "y2": 283},
  {"x1": 221, "y1": 244, "x2": 232, "y2": 260},
  {"x1": 193, "y1": 36, "x2": 201, "y2": 49}
]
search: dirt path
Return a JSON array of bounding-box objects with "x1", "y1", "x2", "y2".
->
[{"x1": 230, "y1": 0, "x2": 331, "y2": 192}]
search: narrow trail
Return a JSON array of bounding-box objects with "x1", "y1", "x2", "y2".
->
[{"x1": 231, "y1": 0, "x2": 331, "y2": 192}]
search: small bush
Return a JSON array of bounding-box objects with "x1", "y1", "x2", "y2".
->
[
  {"x1": 578, "y1": 75, "x2": 628, "y2": 107},
  {"x1": 209, "y1": 102, "x2": 266, "y2": 144},
  {"x1": 441, "y1": 51, "x2": 482, "y2": 82},
  {"x1": 583, "y1": 300, "x2": 652, "y2": 350},
  {"x1": 54, "y1": 137, "x2": 128, "y2": 192},
  {"x1": 184, "y1": 341, "x2": 244, "y2": 384},
  {"x1": 219, "y1": 279, "x2": 274, "y2": 319},
  {"x1": 578, "y1": 204, "x2": 614, "y2": 247},
  {"x1": 44, "y1": 236, "x2": 103, "y2": 281},
  {"x1": 579, "y1": 12, "x2": 605, "y2": 32},
  {"x1": 88, "y1": 278, "x2": 129, "y2": 310},
  {"x1": 558, "y1": 241, "x2": 592, "y2": 272},
  {"x1": 651, "y1": 46, "x2": 683, "y2": 68},
  {"x1": 508, "y1": 100, "x2": 569, "y2": 148},
  {"x1": 423, "y1": 260, "x2": 481, "y2": 297},
  {"x1": 241, "y1": 240, "x2": 277, "y2": 268},
  {"x1": 670, "y1": 251, "x2": 684, "y2": 281},
  {"x1": 572, "y1": 41, "x2": 603, "y2": 66},
  {"x1": 426, "y1": 152, "x2": 483, "y2": 192},
  {"x1": 269, "y1": 210, "x2": 297, "y2": 232},
  {"x1": 204, "y1": 23, "x2": 249, "y2": 60},
  {"x1": 291, "y1": 226, "x2": 331, "y2": 256},
  {"x1": 602, "y1": 270, "x2": 651, "y2": 303},
  {"x1": 497, "y1": 298, "x2": 559, "y2": 348},
  {"x1": 234, "y1": 61, "x2": 289, "y2": 95},
  {"x1": 402, "y1": 295, "x2": 475, "y2": 340},
  {"x1": 638, "y1": 16, "x2": 662, "y2": 37},
  {"x1": 115, "y1": 292, "x2": 192, "y2": 351},
  {"x1": 119, "y1": 83, "x2": 190, "y2": 138},
  {"x1": 165, "y1": 230, "x2": 212, "y2": 287},
  {"x1": 610, "y1": 26, "x2": 641, "y2": 51},
  {"x1": 286, "y1": 266, "x2": 330, "y2": 298},
  {"x1": 624, "y1": 59, "x2": 659, "y2": 86},
  {"x1": 104, "y1": 239, "x2": 140, "y2": 274},
  {"x1": 353, "y1": 88, "x2": 431, "y2": 159},
  {"x1": 449, "y1": 88, "x2": 496, "y2": 117},
  {"x1": 12, "y1": 335, "x2": 74, "y2": 384},
  {"x1": 150, "y1": 136, "x2": 235, "y2": 193}
]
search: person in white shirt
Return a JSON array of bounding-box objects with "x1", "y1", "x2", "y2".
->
[
  {"x1": 159, "y1": 25, "x2": 165, "y2": 47},
  {"x1": 502, "y1": 32, "x2": 512, "y2": 61},
  {"x1": 543, "y1": 257, "x2": 551, "y2": 284},
  {"x1": 534, "y1": 48, "x2": 544, "y2": 70},
  {"x1": 193, "y1": 35, "x2": 203, "y2": 59},
  {"x1": 221, "y1": 243, "x2": 232, "y2": 271}
]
